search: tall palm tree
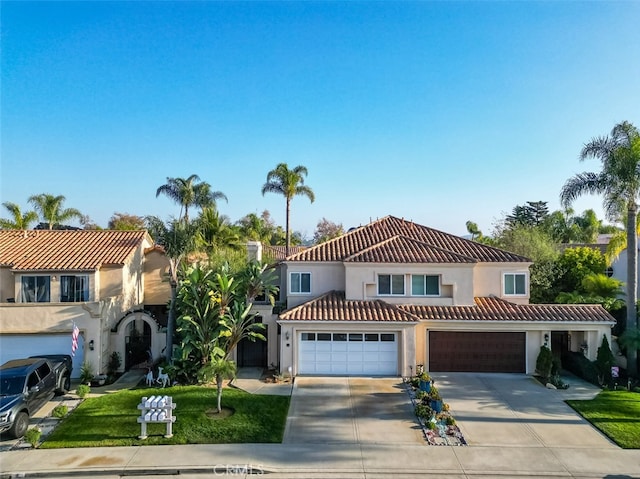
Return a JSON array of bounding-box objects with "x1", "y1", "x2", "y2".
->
[
  {"x1": 156, "y1": 174, "x2": 227, "y2": 223},
  {"x1": 145, "y1": 216, "x2": 199, "y2": 362},
  {"x1": 560, "y1": 121, "x2": 640, "y2": 377},
  {"x1": 28, "y1": 194, "x2": 82, "y2": 230},
  {"x1": 0, "y1": 202, "x2": 38, "y2": 229},
  {"x1": 261, "y1": 163, "x2": 315, "y2": 255}
]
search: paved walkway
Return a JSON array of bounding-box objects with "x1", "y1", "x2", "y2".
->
[{"x1": 2, "y1": 372, "x2": 640, "y2": 478}]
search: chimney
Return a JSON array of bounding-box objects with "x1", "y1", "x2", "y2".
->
[{"x1": 246, "y1": 241, "x2": 263, "y2": 262}]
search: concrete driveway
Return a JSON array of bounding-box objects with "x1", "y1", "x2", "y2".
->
[
  {"x1": 433, "y1": 372, "x2": 617, "y2": 449},
  {"x1": 283, "y1": 377, "x2": 425, "y2": 445}
]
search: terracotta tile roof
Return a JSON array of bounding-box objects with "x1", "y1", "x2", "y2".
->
[
  {"x1": 263, "y1": 244, "x2": 306, "y2": 261},
  {"x1": 279, "y1": 291, "x2": 420, "y2": 322},
  {"x1": 287, "y1": 216, "x2": 530, "y2": 263},
  {"x1": 399, "y1": 296, "x2": 615, "y2": 323},
  {"x1": 0, "y1": 230, "x2": 151, "y2": 271},
  {"x1": 345, "y1": 235, "x2": 476, "y2": 264}
]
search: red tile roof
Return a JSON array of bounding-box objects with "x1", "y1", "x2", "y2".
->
[
  {"x1": 400, "y1": 296, "x2": 615, "y2": 323},
  {"x1": 279, "y1": 291, "x2": 420, "y2": 322},
  {"x1": 287, "y1": 216, "x2": 530, "y2": 263},
  {"x1": 345, "y1": 235, "x2": 476, "y2": 264},
  {"x1": 0, "y1": 230, "x2": 151, "y2": 271},
  {"x1": 279, "y1": 292, "x2": 614, "y2": 324},
  {"x1": 264, "y1": 244, "x2": 306, "y2": 261}
]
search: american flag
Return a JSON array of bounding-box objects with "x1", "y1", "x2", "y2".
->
[{"x1": 71, "y1": 323, "x2": 80, "y2": 357}]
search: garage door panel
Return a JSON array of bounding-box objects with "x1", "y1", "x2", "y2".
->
[
  {"x1": 429, "y1": 331, "x2": 525, "y2": 373},
  {"x1": 298, "y1": 331, "x2": 398, "y2": 376},
  {"x1": 0, "y1": 334, "x2": 84, "y2": 378}
]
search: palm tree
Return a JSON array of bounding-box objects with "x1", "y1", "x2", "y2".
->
[
  {"x1": 0, "y1": 202, "x2": 38, "y2": 229},
  {"x1": 156, "y1": 175, "x2": 227, "y2": 223},
  {"x1": 27, "y1": 194, "x2": 82, "y2": 230},
  {"x1": 145, "y1": 216, "x2": 199, "y2": 362},
  {"x1": 560, "y1": 121, "x2": 640, "y2": 377},
  {"x1": 199, "y1": 352, "x2": 237, "y2": 414},
  {"x1": 261, "y1": 163, "x2": 315, "y2": 256}
]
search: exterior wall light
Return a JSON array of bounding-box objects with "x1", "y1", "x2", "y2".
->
[{"x1": 89, "y1": 339, "x2": 95, "y2": 351}]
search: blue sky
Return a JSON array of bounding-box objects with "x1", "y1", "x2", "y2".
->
[{"x1": 2, "y1": 1, "x2": 639, "y2": 239}]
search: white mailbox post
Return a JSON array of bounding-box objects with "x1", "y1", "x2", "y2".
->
[{"x1": 137, "y1": 395, "x2": 176, "y2": 439}]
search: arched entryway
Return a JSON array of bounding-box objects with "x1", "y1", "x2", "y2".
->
[{"x1": 111, "y1": 310, "x2": 166, "y2": 372}]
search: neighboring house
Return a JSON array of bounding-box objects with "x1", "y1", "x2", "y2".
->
[
  {"x1": 0, "y1": 230, "x2": 171, "y2": 377},
  {"x1": 270, "y1": 216, "x2": 615, "y2": 376}
]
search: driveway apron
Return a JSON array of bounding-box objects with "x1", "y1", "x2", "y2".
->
[
  {"x1": 433, "y1": 373, "x2": 617, "y2": 448},
  {"x1": 283, "y1": 377, "x2": 424, "y2": 445}
]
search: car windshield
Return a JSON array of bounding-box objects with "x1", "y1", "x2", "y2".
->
[{"x1": 0, "y1": 376, "x2": 25, "y2": 396}]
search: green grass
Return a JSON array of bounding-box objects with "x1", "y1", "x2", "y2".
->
[
  {"x1": 567, "y1": 390, "x2": 640, "y2": 449},
  {"x1": 41, "y1": 386, "x2": 290, "y2": 448}
]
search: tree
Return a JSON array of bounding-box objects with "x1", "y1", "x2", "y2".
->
[
  {"x1": 506, "y1": 201, "x2": 549, "y2": 228},
  {"x1": 556, "y1": 247, "x2": 607, "y2": 294},
  {"x1": 156, "y1": 174, "x2": 227, "y2": 223},
  {"x1": 28, "y1": 194, "x2": 82, "y2": 230},
  {"x1": 145, "y1": 216, "x2": 199, "y2": 362},
  {"x1": 596, "y1": 335, "x2": 616, "y2": 387},
  {"x1": 108, "y1": 212, "x2": 146, "y2": 230},
  {"x1": 465, "y1": 220, "x2": 482, "y2": 241},
  {"x1": 0, "y1": 202, "x2": 38, "y2": 229},
  {"x1": 199, "y1": 352, "x2": 237, "y2": 414},
  {"x1": 195, "y1": 207, "x2": 242, "y2": 252},
  {"x1": 239, "y1": 260, "x2": 279, "y2": 305},
  {"x1": 261, "y1": 163, "x2": 315, "y2": 255},
  {"x1": 560, "y1": 121, "x2": 640, "y2": 377},
  {"x1": 236, "y1": 211, "x2": 276, "y2": 243},
  {"x1": 313, "y1": 217, "x2": 344, "y2": 244}
]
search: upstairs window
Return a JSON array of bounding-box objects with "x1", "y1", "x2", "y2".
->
[
  {"x1": 504, "y1": 273, "x2": 526, "y2": 296},
  {"x1": 20, "y1": 276, "x2": 50, "y2": 303},
  {"x1": 290, "y1": 272, "x2": 311, "y2": 294},
  {"x1": 378, "y1": 274, "x2": 405, "y2": 295},
  {"x1": 60, "y1": 275, "x2": 89, "y2": 302},
  {"x1": 411, "y1": 275, "x2": 440, "y2": 296}
]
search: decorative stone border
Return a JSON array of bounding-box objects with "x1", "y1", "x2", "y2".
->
[{"x1": 403, "y1": 379, "x2": 466, "y2": 446}]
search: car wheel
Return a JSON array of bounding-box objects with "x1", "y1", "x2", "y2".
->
[
  {"x1": 56, "y1": 375, "x2": 71, "y2": 395},
  {"x1": 9, "y1": 412, "x2": 29, "y2": 439}
]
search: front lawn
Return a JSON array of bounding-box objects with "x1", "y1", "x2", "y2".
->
[
  {"x1": 42, "y1": 386, "x2": 290, "y2": 448},
  {"x1": 567, "y1": 390, "x2": 640, "y2": 449}
]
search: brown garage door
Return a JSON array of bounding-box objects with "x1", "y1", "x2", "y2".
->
[{"x1": 429, "y1": 331, "x2": 526, "y2": 373}]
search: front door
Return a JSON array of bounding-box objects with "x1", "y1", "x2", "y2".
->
[
  {"x1": 237, "y1": 324, "x2": 268, "y2": 368},
  {"x1": 551, "y1": 331, "x2": 569, "y2": 366}
]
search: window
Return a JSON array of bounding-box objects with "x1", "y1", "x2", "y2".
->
[
  {"x1": 411, "y1": 275, "x2": 440, "y2": 296},
  {"x1": 381, "y1": 333, "x2": 395, "y2": 342},
  {"x1": 20, "y1": 276, "x2": 50, "y2": 303},
  {"x1": 504, "y1": 273, "x2": 526, "y2": 295},
  {"x1": 60, "y1": 275, "x2": 89, "y2": 302},
  {"x1": 378, "y1": 274, "x2": 405, "y2": 295},
  {"x1": 301, "y1": 333, "x2": 316, "y2": 341},
  {"x1": 290, "y1": 272, "x2": 311, "y2": 294}
]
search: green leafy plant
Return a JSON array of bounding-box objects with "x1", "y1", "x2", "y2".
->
[
  {"x1": 428, "y1": 386, "x2": 442, "y2": 401},
  {"x1": 76, "y1": 384, "x2": 90, "y2": 398},
  {"x1": 79, "y1": 361, "x2": 94, "y2": 385},
  {"x1": 415, "y1": 390, "x2": 428, "y2": 401},
  {"x1": 409, "y1": 377, "x2": 420, "y2": 388},
  {"x1": 52, "y1": 405, "x2": 68, "y2": 418},
  {"x1": 24, "y1": 427, "x2": 41, "y2": 446},
  {"x1": 596, "y1": 335, "x2": 616, "y2": 387},
  {"x1": 535, "y1": 345, "x2": 553, "y2": 381},
  {"x1": 425, "y1": 420, "x2": 436, "y2": 430},
  {"x1": 445, "y1": 416, "x2": 456, "y2": 426},
  {"x1": 415, "y1": 403, "x2": 434, "y2": 420},
  {"x1": 107, "y1": 352, "x2": 122, "y2": 377}
]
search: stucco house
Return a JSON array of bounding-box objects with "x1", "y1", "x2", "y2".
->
[
  {"x1": 0, "y1": 230, "x2": 170, "y2": 377},
  {"x1": 274, "y1": 216, "x2": 615, "y2": 376}
]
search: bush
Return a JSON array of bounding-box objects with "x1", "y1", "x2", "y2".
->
[
  {"x1": 415, "y1": 403, "x2": 434, "y2": 420},
  {"x1": 536, "y1": 345, "x2": 553, "y2": 381},
  {"x1": 76, "y1": 384, "x2": 90, "y2": 398},
  {"x1": 445, "y1": 416, "x2": 456, "y2": 426},
  {"x1": 24, "y1": 427, "x2": 41, "y2": 446},
  {"x1": 52, "y1": 405, "x2": 68, "y2": 418},
  {"x1": 596, "y1": 336, "x2": 616, "y2": 387},
  {"x1": 564, "y1": 351, "x2": 600, "y2": 386},
  {"x1": 107, "y1": 352, "x2": 121, "y2": 377}
]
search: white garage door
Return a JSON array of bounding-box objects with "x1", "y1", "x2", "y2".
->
[
  {"x1": 0, "y1": 334, "x2": 84, "y2": 378},
  {"x1": 298, "y1": 332, "x2": 397, "y2": 375}
]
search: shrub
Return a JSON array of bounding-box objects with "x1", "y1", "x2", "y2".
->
[
  {"x1": 52, "y1": 405, "x2": 68, "y2": 418},
  {"x1": 415, "y1": 390, "x2": 428, "y2": 401},
  {"x1": 107, "y1": 352, "x2": 122, "y2": 377},
  {"x1": 428, "y1": 386, "x2": 442, "y2": 400},
  {"x1": 445, "y1": 416, "x2": 456, "y2": 426},
  {"x1": 425, "y1": 421, "x2": 436, "y2": 430},
  {"x1": 76, "y1": 384, "x2": 90, "y2": 398},
  {"x1": 24, "y1": 427, "x2": 41, "y2": 446},
  {"x1": 564, "y1": 351, "x2": 600, "y2": 386},
  {"x1": 415, "y1": 403, "x2": 434, "y2": 420},
  {"x1": 596, "y1": 336, "x2": 616, "y2": 387},
  {"x1": 535, "y1": 345, "x2": 553, "y2": 381},
  {"x1": 409, "y1": 377, "x2": 420, "y2": 388}
]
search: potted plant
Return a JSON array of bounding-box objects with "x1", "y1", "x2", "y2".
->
[
  {"x1": 429, "y1": 386, "x2": 443, "y2": 413},
  {"x1": 418, "y1": 372, "x2": 432, "y2": 393}
]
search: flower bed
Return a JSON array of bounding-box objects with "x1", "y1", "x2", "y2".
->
[{"x1": 405, "y1": 373, "x2": 466, "y2": 446}]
